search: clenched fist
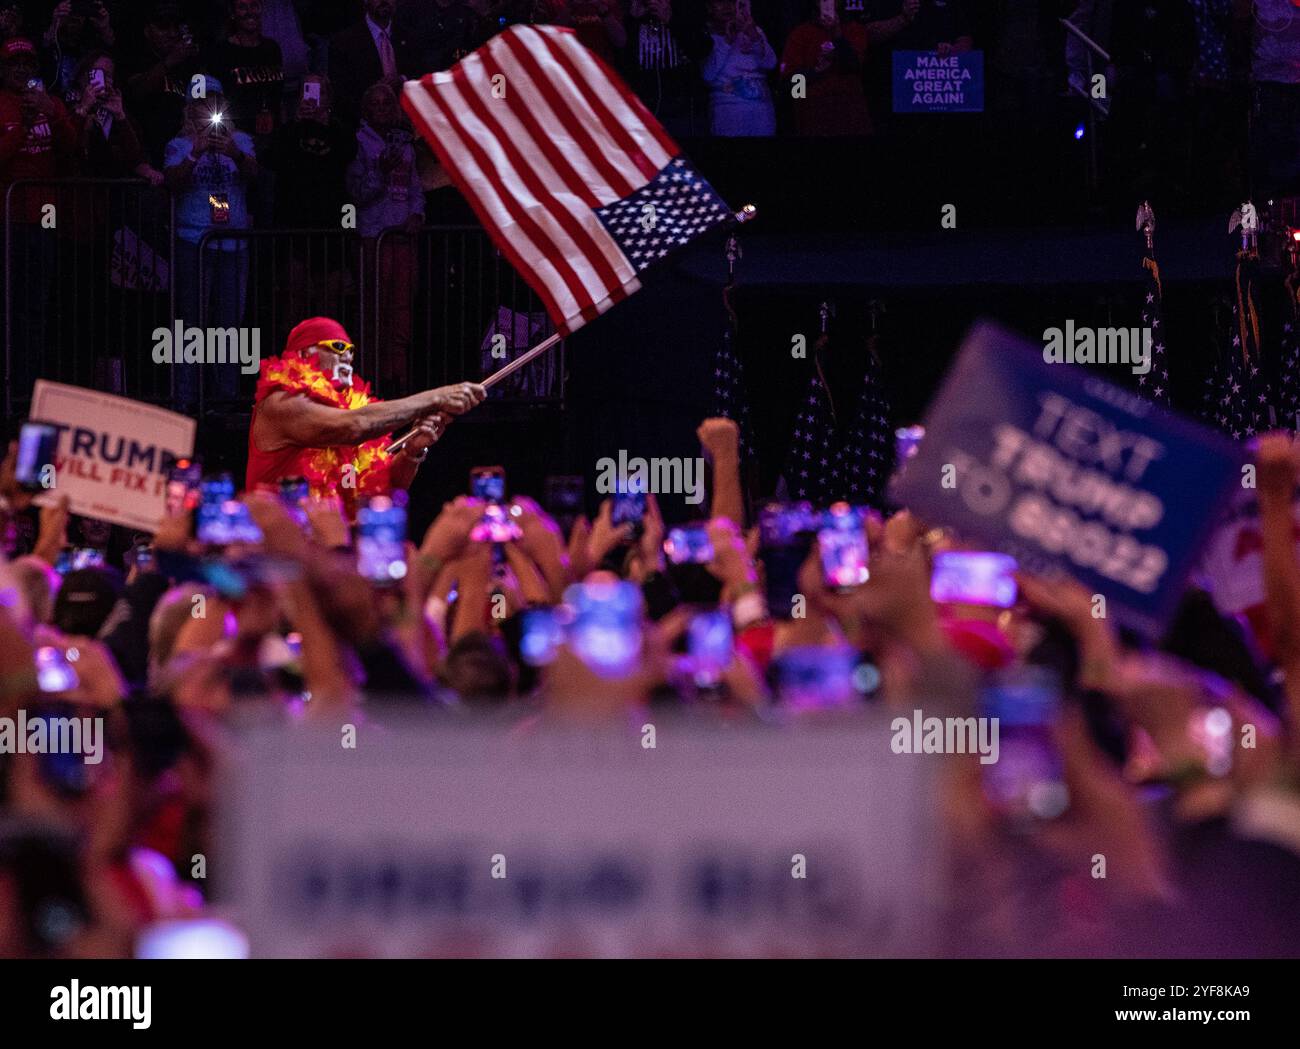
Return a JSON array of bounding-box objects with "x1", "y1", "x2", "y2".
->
[{"x1": 432, "y1": 382, "x2": 487, "y2": 415}]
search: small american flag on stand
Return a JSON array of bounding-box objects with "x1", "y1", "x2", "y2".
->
[
  {"x1": 401, "y1": 24, "x2": 734, "y2": 337},
  {"x1": 1135, "y1": 203, "x2": 1170, "y2": 406}
]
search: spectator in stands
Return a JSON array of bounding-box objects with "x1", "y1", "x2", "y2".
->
[
  {"x1": 0, "y1": 3, "x2": 24, "y2": 45},
  {"x1": 0, "y1": 36, "x2": 76, "y2": 397},
  {"x1": 328, "y1": 0, "x2": 417, "y2": 131},
  {"x1": 884, "y1": 0, "x2": 972, "y2": 54},
  {"x1": 208, "y1": 0, "x2": 285, "y2": 139},
  {"x1": 346, "y1": 80, "x2": 423, "y2": 393},
  {"x1": 408, "y1": 0, "x2": 492, "y2": 72},
  {"x1": 701, "y1": 0, "x2": 778, "y2": 136},
  {"x1": 40, "y1": 1, "x2": 115, "y2": 98},
  {"x1": 780, "y1": 0, "x2": 873, "y2": 135},
  {"x1": 259, "y1": 0, "x2": 310, "y2": 111},
  {"x1": 163, "y1": 85, "x2": 258, "y2": 409},
  {"x1": 623, "y1": 0, "x2": 707, "y2": 138},
  {"x1": 1248, "y1": 0, "x2": 1300, "y2": 198},
  {"x1": 68, "y1": 53, "x2": 164, "y2": 183},
  {"x1": 540, "y1": 1, "x2": 627, "y2": 64},
  {"x1": 208, "y1": 0, "x2": 284, "y2": 224},
  {"x1": 271, "y1": 72, "x2": 353, "y2": 226},
  {"x1": 270, "y1": 72, "x2": 354, "y2": 315},
  {"x1": 124, "y1": 1, "x2": 205, "y2": 168}
]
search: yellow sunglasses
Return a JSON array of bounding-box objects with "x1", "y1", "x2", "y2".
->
[{"x1": 316, "y1": 339, "x2": 354, "y2": 355}]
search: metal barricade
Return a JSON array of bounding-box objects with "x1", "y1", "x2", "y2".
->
[
  {"x1": 373, "y1": 225, "x2": 564, "y2": 402},
  {"x1": 4, "y1": 197, "x2": 562, "y2": 416},
  {"x1": 194, "y1": 227, "x2": 369, "y2": 413},
  {"x1": 4, "y1": 178, "x2": 176, "y2": 416}
]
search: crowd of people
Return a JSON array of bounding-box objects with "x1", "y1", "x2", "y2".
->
[{"x1": 1, "y1": 399, "x2": 1300, "y2": 956}]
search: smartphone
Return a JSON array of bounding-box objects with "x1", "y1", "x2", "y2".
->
[
  {"x1": 758, "y1": 502, "x2": 818, "y2": 620},
  {"x1": 88, "y1": 67, "x2": 105, "y2": 92},
  {"x1": 544, "y1": 475, "x2": 583, "y2": 529},
  {"x1": 356, "y1": 495, "x2": 408, "y2": 583},
  {"x1": 894, "y1": 425, "x2": 925, "y2": 466},
  {"x1": 930, "y1": 552, "x2": 1018, "y2": 608},
  {"x1": 25, "y1": 77, "x2": 44, "y2": 93},
  {"x1": 664, "y1": 525, "x2": 713, "y2": 565},
  {"x1": 980, "y1": 666, "x2": 1069, "y2": 822},
  {"x1": 566, "y1": 580, "x2": 642, "y2": 675},
  {"x1": 818, "y1": 502, "x2": 868, "y2": 589},
  {"x1": 35, "y1": 646, "x2": 79, "y2": 693},
  {"x1": 470, "y1": 465, "x2": 506, "y2": 504},
  {"x1": 301, "y1": 80, "x2": 321, "y2": 105},
  {"x1": 165, "y1": 458, "x2": 202, "y2": 516},
  {"x1": 470, "y1": 503, "x2": 523, "y2": 543},
  {"x1": 136, "y1": 919, "x2": 250, "y2": 960},
  {"x1": 769, "y1": 645, "x2": 857, "y2": 710},
  {"x1": 687, "y1": 609, "x2": 732, "y2": 686},
  {"x1": 14, "y1": 421, "x2": 58, "y2": 491},
  {"x1": 611, "y1": 488, "x2": 646, "y2": 538},
  {"x1": 279, "y1": 476, "x2": 310, "y2": 530},
  {"x1": 208, "y1": 111, "x2": 229, "y2": 136},
  {"x1": 519, "y1": 606, "x2": 564, "y2": 667},
  {"x1": 127, "y1": 542, "x2": 154, "y2": 573},
  {"x1": 55, "y1": 548, "x2": 105, "y2": 575},
  {"x1": 196, "y1": 475, "x2": 262, "y2": 545}
]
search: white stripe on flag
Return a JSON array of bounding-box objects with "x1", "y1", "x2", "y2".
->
[
  {"x1": 403, "y1": 80, "x2": 581, "y2": 325},
  {"x1": 513, "y1": 28, "x2": 673, "y2": 179}
]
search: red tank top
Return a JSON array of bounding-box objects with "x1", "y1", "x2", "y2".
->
[{"x1": 246, "y1": 355, "x2": 397, "y2": 518}]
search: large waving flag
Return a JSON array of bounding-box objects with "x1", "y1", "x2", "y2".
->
[{"x1": 401, "y1": 24, "x2": 733, "y2": 336}]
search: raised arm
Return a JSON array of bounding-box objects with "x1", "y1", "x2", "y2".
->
[{"x1": 255, "y1": 382, "x2": 485, "y2": 452}]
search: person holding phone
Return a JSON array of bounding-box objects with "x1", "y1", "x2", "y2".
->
[
  {"x1": 780, "y1": 0, "x2": 874, "y2": 135},
  {"x1": 164, "y1": 85, "x2": 258, "y2": 409},
  {"x1": 69, "y1": 53, "x2": 163, "y2": 183},
  {"x1": 0, "y1": 36, "x2": 77, "y2": 400}
]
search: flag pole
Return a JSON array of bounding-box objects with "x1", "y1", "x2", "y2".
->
[
  {"x1": 383, "y1": 204, "x2": 758, "y2": 457},
  {"x1": 383, "y1": 332, "x2": 562, "y2": 455}
]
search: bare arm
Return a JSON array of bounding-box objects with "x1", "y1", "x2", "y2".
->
[
  {"x1": 255, "y1": 382, "x2": 484, "y2": 452},
  {"x1": 698, "y1": 417, "x2": 744, "y2": 528}
]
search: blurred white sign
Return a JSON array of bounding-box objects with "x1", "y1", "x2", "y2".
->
[{"x1": 218, "y1": 715, "x2": 939, "y2": 958}]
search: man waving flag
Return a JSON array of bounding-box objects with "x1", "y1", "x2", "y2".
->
[{"x1": 401, "y1": 24, "x2": 734, "y2": 337}]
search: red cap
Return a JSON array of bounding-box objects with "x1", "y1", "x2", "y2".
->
[
  {"x1": 1, "y1": 38, "x2": 36, "y2": 59},
  {"x1": 283, "y1": 316, "x2": 353, "y2": 359}
]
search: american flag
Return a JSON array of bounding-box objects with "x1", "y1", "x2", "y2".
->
[
  {"x1": 1276, "y1": 271, "x2": 1300, "y2": 433},
  {"x1": 401, "y1": 25, "x2": 732, "y2": 336},
  {"x1": 1136, "y1": 254, "x2": 1171, "y2": 405},
  {"x1": 784, "y1": 365, "x2": 841, "y2": 505},
  {"x1": 1201, "y1": 254, "x2": 1270, "y2": 440},
  {"x1": 782, "y1": 351, "x2": 894, "y2": 508},
  {"x1": 713, "y1": 329, "x2": 753, "y2": 461}
]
